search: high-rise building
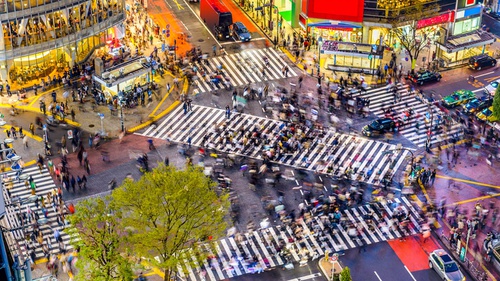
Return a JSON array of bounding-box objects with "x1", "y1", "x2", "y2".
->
[{"x1": 0, "y1": 0, "x2": 126, "y2": 86}]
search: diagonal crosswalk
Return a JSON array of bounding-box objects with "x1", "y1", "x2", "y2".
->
[
  {"x1": 350, "y1": 84, "x2": 464, "y2": 148},
  {"x1": 138, "y1": 104, "x2": 411, "y2": 184},
  {"x1": 176, "y1": 197, "x2": 422, "y2": 281},
  {"x1": 190, "y1": 48, "x2": 297, "y2": 94},
  {"x1": 1, "y1": 166, "x2": 72, "y2": 260}
]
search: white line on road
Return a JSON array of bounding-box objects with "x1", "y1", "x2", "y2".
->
[
  {"x1": 472, "y1": 88, "x2": 485, "y2": 93},
  {"x1": 287, "y1": 273, "x2": 322, "y2": 281},
  {"x1": 475, "y1": 71, "x2": 495, "y2": 78},
  {"x1": 404, "y1": 266, "x2": 417, "y2": 281},
  {"x1": 374, "y1": 271, "x2": 383, "y2": 281},
  {"x1": 180, "y1": 0, "x2": 222, "y2": 48}
]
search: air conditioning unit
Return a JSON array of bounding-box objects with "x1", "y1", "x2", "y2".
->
[{"x1": 102, "y1": 72, "x2": 110, "y2": 79}]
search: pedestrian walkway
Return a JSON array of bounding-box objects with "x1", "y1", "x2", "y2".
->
[
  {"x1": 1, "y1": 165, "x2": 72, "y2": 261},
  {"x1": 191, "y1": 48, "x2": 298, "y2": 94},
  {"x1": 137, "y1": 104, "x2": 410, "y2": 184},
  {"x1": 349, "y1": 85, "x2": 465, "y2": 148},
  {"x1": 176, "y1": 196, "x2": 422, "y2": 281}
]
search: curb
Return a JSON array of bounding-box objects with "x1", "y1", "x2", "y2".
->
[
  {"x1": 2, "y1": 124, "x2": 43, "y2": 142},
  {"x1": 318, "y1": 260, "x2": 330, "y2": 280},
  {"x1": 0, "y1": 104, "x2": 81, "y2": 127},
  {"x1": 127, "y1": 77, "x2": 188, "y2": 133}
]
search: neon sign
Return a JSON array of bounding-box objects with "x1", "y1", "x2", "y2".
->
[{"x1": 417, "y1": 11, "x2": 455, "y2": 29}]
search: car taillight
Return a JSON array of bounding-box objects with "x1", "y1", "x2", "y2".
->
[{"x1": 475, "y1": 62, "x2": 478, "y2": 67}]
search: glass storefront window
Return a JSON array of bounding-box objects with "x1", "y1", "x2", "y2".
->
[
  {"x1": 453, "y1": 16, "x2": 480, "y2": 36},
  {"x1": 1, "y1": 0, "x2": 124, "y2": 50}
]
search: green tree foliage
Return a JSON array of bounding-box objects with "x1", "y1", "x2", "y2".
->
[
  {"x1": 339, "y1": 266, "x2": 352, "y2": 281},
  {"x1": 390, "y1": 3, "x2": 440, "y2": 70},
  {"x1": 493, "y1": 85, "x2": 500, "y2": 120},
  {"x1": 112, "y1": 164, "x2": 230, "y2": 281},
  {"x1": 67, "y1": 196, "x2": 133, "y2": 281}
]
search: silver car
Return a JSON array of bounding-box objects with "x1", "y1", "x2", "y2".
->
[{"x1": 428, "y1": 249, "x2": 465, "y2": 281}]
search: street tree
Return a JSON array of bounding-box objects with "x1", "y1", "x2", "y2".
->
[
  {"x1": 389, "y1": 3, "x2": 440, "y2": 71},
  {"x1": 493, "y1": 85, "x2": 500, "y2": 120},
  {"x1": 112, "y1": 164, "x2": 230, "y2": 281},
  {"x1": 339, "y1": 266, "x2": 352, "y2": 281},
  {"x1": 67, "y1": 196, "x2": 133, "y2": 281}
]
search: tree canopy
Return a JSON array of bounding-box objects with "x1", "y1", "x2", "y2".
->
[
  {"x1": 494, "y1": 85, "x2": 500, "y2": 120},
  {"x1": 67, "y1": 196, "x2": 133, "y2": 281},
  {"x1": 112, "y1": 164, "x2": 230, "y2": 281},
  {"x1": 389, "y1": 3, "x2": 440, "y2": 70}
]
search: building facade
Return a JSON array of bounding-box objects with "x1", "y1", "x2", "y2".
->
[
  {"x1": 279, "y1": 0, "x2": 493, "y2": 70},
  {"x1": 0, "y1": 0, "x2": 126, "y2": 85}
]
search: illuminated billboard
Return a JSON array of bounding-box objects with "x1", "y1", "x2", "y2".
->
[
  {"x1": 306, "y1": 0, "x2": 364, "y2": 23},
  {"x1": 457, "y1": 0, "x2": 476, "y2": 9}
]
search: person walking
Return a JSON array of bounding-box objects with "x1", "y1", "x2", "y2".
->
[
  {"x1": 23, "y1": 135, "x2": 28, "y2": 148},
  {"x1": 29, "y1": 122, "x2": 35, "y2": 136},
  {"x1": 226, "y1": 106, "x2": 231, "y2": 119}
]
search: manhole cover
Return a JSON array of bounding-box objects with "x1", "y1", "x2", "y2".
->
[
  {"x1": 89, "y1": 124, "x2": 95, "y2": 128},
  {"x1": 198, "y1": 39, "x2": 204, "y2": 42}
]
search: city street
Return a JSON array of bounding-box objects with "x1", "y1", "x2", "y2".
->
[{"x1": 1, "y1": 1, "x2": 499, "y2": 281}]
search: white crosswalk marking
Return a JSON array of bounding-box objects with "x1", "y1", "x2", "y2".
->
[
  {"x1": 1, "y1": 166, "x2": 72, "y2": 260},
  {"x1": 138, "y1": 104, "x2": 410, "y2": 185},
  {"x1": 350, "y1": 84, "x2": 465, "y2": 147},
  {"x1": 177, "y1": 199, "x2": 421, "y2": 281},
  {"x1": 191, "y1": 48, "x2": 297, "y2": 93}
]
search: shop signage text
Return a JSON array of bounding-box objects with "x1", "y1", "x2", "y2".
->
[{"x1": 417, "y1": 11, "x2": 455, "y2": 29}]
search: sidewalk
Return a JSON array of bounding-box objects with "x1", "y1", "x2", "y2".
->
[{"x1": 318, "y1": 258, "x2": 342, "y2": 280}]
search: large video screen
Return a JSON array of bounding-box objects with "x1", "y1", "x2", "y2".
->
[{"x1": 307, "y1": 0, "x2": 364, "y2": 23}]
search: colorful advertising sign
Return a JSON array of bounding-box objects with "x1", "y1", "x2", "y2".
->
[
  {"x1": 306, "y1": 0, "x2": 364, "y2": 23},
  {"x1": 417, "y1": 11, "x2": 455, "y2": 29},
  {"x1": 457, "y1": 0, "x2": 476, "y2": 9}
]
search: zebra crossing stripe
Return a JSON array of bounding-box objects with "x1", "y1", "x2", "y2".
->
[
  {"x1": 298, "y1": 219, "x2": 324, "y2": 255},
  {"x1": 138, "y1": 105, "x2": 411, "y2": 185}
]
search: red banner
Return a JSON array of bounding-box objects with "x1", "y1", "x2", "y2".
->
[
  {"x1": 417, "y1": 11, "x2": 455, "y2": 29},
  {"x1": 307, "y1": 0, "x2": 364, "y2": 23}
]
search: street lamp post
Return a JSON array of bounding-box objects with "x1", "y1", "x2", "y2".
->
[
  {"x1": 255, "y1": 3, "x2": 280, "y2": 48},
  {"x1": 318, "y1": 36, "x2": 323, "y2": 76}
]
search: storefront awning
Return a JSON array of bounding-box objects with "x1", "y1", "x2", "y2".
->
[
  {"x1": 308, "y1": 21, "x2": 362, "y2": 30},
  {"x1": 436, "y1": 30, "x2": 496, "y2": 53}
]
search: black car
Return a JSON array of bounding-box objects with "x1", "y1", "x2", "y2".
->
[
  {"x1": 362, "y1": 118, "x2": 395, "y2": 137},
  {"x1": 462, "y1": 97, "x2": 493, "y2": 115},
  {"x1": 469, "y1": 54, "x2": 497, "y2": 70},
  {"x1": 409, "y1": 70, "x2": 442, "y2": 85}
]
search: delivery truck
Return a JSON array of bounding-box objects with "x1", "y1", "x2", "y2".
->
[{"x1": 200, "y1": 0, "x2": 233, "y2": 40}]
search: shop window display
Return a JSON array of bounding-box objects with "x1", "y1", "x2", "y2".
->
[{"x1": 2, "y1": 0, "x2": 122, "y2": 50}]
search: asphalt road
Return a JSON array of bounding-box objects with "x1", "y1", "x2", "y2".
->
[{"x1": 229, "y1": 260, "x2": 326, "y2": 281}]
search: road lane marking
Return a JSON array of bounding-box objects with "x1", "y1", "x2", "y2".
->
[
  {"x1": 181, "y1": 0, "x2": 222, "y2": 48},
  {"x1": 436, "y1": 175, "x2": 500, "y2": 189},
  {"x1": 404, "y1": 265, "x2": 417, "y2": 281},
  {"x1": 374, "y1": 271, "x2": 383, "y2": 280},
  {"x1": 287, "y1": 273, "x2": 322, "y2": 281},
  {"x1": 445, "y1": 192, "x2": 500, "y2": 207},
  {"x1": 472, "y1": 88, "x2": 484, "y2": 93},
  {"x1": 475, "y1": 71, "x2": 495, "y2": 78},
  {"x1": 484, "y1": 74, "x2": 500, "y2": 82}
]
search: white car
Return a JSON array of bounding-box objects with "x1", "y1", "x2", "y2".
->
[
  {"x1": 484, "y1": 79, "x2": 500, "y2": 96},
  {"x1": 428, "y1": 249, "x2": 465, "y2": 281}
]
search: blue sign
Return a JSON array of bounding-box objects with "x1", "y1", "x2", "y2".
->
[
  {"x1": 372, "y1": 44, "x2": 377, "y2": 50},
  {"x1": 98, "y1": 113, "x2": 104, "y2": 118},
  {"x1": 463, "y1": 6, "x2": 481, "y2": 17}
]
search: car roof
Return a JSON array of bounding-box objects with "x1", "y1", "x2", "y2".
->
[
  {"x1": 472, "y1": 54, "x2": 493, "y2": 60},
  {"x1": 234, "y1": 22, "x2": 245, "y2": 27},
  {"x1": 433, "y1": 249, "x2": 453, "y2": 261}
]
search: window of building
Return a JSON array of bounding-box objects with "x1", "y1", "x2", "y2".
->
[{"x1": 453, "y1": 16, "x2": 480, "y2": 35}]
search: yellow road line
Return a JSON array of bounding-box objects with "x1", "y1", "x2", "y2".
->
[
  {"x1": 172, "y1": 0, "x2": 184, "y2": 10},
  {"x1": 1, "y1": 125, "x2": 43, "y2": 142},
  {"x1": 436, "y1": 174, "x2": 500, "y2": 189},
  {"x1": 484, "y1": 75, "x2": 500, "y2": 82},
  {"x1": 149, "y1": 87, "x2": 172, "y2": 118},
  {"x1": 140, "y1": 260, "x2": 165, "y2": 278},
  {"x1": 417, "y1": 178, "x2": 434, "y2": 207},
  {"x1": 445, "y1": 192, "x2": 500, "y2": 207},
  {"x1": 127, "y1": 100, "x2": 181, "y2": 133}
]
